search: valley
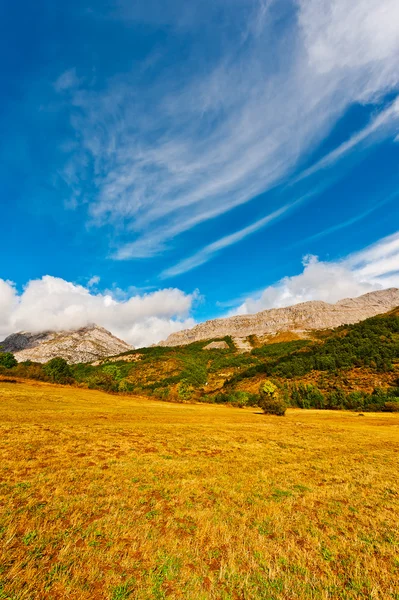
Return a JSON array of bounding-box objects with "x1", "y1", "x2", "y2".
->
[
  {"x1": 3, "y1": 304, "x2": 397, "y2": 413},
  {"x1": 0, "y1": 380, "x2": 398, "y2": 599}
]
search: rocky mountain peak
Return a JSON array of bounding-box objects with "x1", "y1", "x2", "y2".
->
[{"x1": 0, "y1": 324, "x2": 133, "y2": 364}]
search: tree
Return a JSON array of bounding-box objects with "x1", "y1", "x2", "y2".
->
[
  {"x1": 43, "y1": 357, "x2": 74, "y2": 384},
  {"x1": 0, "y1": 352, "x2": 18, "y2": 369},
  {"x1": 258, "y1": 380, "x2": 286, "y2": 416},
  {"x1": 177, "y1": 379, "x2": 194, "y2": 400},
  {"x1": 102, "y1": 364, "x2": 122, "y2": 380}
]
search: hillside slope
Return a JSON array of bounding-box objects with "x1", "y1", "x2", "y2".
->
[
  {"x1": 160, "y1": 288, "x2": 399, "y2": 346},
  {"x1": 1, "y1": 308, "x2": 399, "y2": 412},
  {"x1": 66, "y1": 307, "x2": 399, "y2": 411},
  {"x1": 0, "y1": 325, "x2": 133, "y2": 364}
]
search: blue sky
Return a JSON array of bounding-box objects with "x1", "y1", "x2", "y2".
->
[{"x1": 1, "y1": 0, "x2": 399, "y2": 346}]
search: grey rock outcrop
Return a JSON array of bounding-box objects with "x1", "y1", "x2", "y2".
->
[
  {"x1": 0, "y1": 325, "x2": 133, "y2": 364},
  {"x1": 160, "y1": 288, "x2": 399, "y2": 347},
  {"x1": 202, "y1": 341, "x2": 229, "y2": 350}
]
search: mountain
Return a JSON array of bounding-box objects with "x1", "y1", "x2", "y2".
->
[
  {"x1": 71, "y1": 305, "x2": 399, "y2": 410},
  {"x1": 160, "y1": 288, "x2": 399, "y2": 347},
  {"x1": 0, "y1": 325, "x2": 133, "y2": 364},
  {"x1": 2, "y1": 306, "x2": 398, "y2": 412}
]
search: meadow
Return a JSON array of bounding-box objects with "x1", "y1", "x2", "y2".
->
[{"x1": 0, "y1": 380, "x2": 398, "y2": 599}]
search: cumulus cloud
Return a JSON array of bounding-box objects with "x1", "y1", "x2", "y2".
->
[
  {"x1": 0, "y1": 280, "x2": 17, "y2": 335},
  {"x1": 1, "y1": 233, "x2": 398, "y2": 347},
  {"x1": 0, "y1": 276, "x2": 196, "y2": 348},
  {"x1": 56, "y1": 0, "x2": 399, "y2": 261},
  {"x1": 234, "y1": 230, "x2": 399, "y2": 314}
]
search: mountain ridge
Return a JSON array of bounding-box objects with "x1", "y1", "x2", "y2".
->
[{"x1": 160, "y1": 288, "x2": 399, "y2": 347}]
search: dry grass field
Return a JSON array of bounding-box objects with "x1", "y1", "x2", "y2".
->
[{"x1": 0, "y1": 380, "x2": 398, "y2": 600}]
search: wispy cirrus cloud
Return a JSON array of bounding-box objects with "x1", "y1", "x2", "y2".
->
[
  {"x1": 160, "y1": 98, "x2": 399, "y2": 278},
  {"x1": 55, "y1": 0, "x2": 399, "y2": 262},
  {"x1": 292, "y1": 97, "x2": 399, "y2": 185},
  {"x1": 160, "y1": 192, "x2": 317, "y2": 278},
  {"x1": 290, "y1": 190, "x2": 399, "y2": 249},
  {"x1": 160, "y1": 201, "x2": 299, "y2": 279}
]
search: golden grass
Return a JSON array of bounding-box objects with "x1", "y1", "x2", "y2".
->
[{"x1": 0, "y1": 381, "x2": 398, "y2": 600}]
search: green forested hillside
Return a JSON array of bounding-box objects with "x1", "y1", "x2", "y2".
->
[{"x1": 1, "y1": 311, "x2": 399, "y2": 412}]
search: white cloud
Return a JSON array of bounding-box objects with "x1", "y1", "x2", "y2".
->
[
  {"x1": 0, "y1": 280, "x2": 17, "y2": 335},
  {"x1": 2, "y1": 233, "x2": 398, "y2": 348},
  {"x1": 292, "y1": 98, "x2": 399, "y2": 185},
  {"x1": 161, "y1": 197, "x2": 307, "y2": 278},
  {"x1": 234, "y1": 230, "x2": 399, "y2": 314},
  {"x1": 87, "y1": 275, "x2": 100, "y2": 287},
  {"x1": 0, "y1": 276, "x2": 196, "y2": 348},
  {"x1": 290, "y1": 190, "x2": 399, "y2": 248},
  {"x1": 54, "y1": 68, "x2": 80, "y2": 93},
  {"x1": 57, "y1": 0, "x2": 399, "y2": 260},
  {"x1": 300, "y1": 0, "x2": 399, "y2": 81}
]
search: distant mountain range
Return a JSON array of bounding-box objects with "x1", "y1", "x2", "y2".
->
[
  {"x1": 0, "y1": 325, "x2": 133, "y2": 364},
  {"x1": 1, "y1": 289, "x2": 399, "y2": 364},
  {"x1": 160, "y1": 288, "x2": 399, "y2": 347}
]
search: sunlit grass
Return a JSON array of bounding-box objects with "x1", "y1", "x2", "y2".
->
[{"x1": 0, "y1": 380, "x2": 398, "y2": 599}]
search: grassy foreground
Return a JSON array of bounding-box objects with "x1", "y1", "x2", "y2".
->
[{"x1": 0, "y1": 381, "x2": 398, "y2": 599}]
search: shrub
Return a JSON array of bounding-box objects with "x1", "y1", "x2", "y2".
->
[
  {"x1": 220, "y1": 391, "x2": 253, "y2": 407},
  {"x1": 326, "y1": 388, "x2": 346, "y2": 410},
  {"x1": 87, "y1": 373, "x2": 118, "y2": 393},
  {"x1": 213, "y1": 393, "x2": 229, "y2": 404},
  {"x1": 0, "y1": 352, "x2": 18, "y2": 369},
  {"x1": 252, "y1": 340, "x2": 310, "y2": 358},
  {"x1": 259, "y1": 380, "x2": 286, "y2": 416},
  {"x1": 153, "y1": 387, "x2": 170, "y2": 400},
  {"x1": 290, "y1": 383, "x2": 325, "y2": 409},
  {"x1": 177, "y1": 380, "x2": 194, "y2": 400},
  {"x1": 260, "y1": 380, "x2": 278, "y2": 397},
  {"x1": 13, "y1": 362, "x2": 47, "y2": 381},
  {"x1": 345, "y1": 391, "x2": 366, "y2": 411},
  {"x1": 102, "y1": 364, "x2": 122, "y2": 380},
  {"x1": 43, "y1": 357, "x2": 74, "y2": 384},
  {"x1": 118, "y1": 379, "x2": 133, "y2": 393},
  {"x1": 259, "y1": 396, "x2": 286, "y2": 416},
  {"x1": 384, "y1": 401, "x2": 399, "y2": 413}
]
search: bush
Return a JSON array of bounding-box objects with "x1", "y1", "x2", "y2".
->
[
  {"x1": 177, "y1": 380, "x2": 194, "y2": 400},
  {"x1": 118, "y1": 378, "x2": 133, "y2": 393},
  {"x1": 259, "y1": 380, "x2": 286, "y2": 416},
  {"x1": 43, "y1": 357, "x2": 74, "y2": 384},
  {"x1": 260, "y1": 380, "x2": 278, "y2": 397},
  {"x1": 326, "y1": 388, "x2": 346, "y2": 410},
  {"x1": 87, "y1": 372, "x2": 118, "y2": 393},
  {"x1": 290, "y1": 384, "x2": 325, "y2": 409},
  {"x1": 0, "y1": 352, "x2": 18, "y2": 369},
  {"x1": 153, "y1": 387, "x2": 170, "y2": 400},
  {"x1": 221, "y1": 391, "x2": 258, "y2": 407},
  {"x1": 259, "y1": 396, "x2": 287, "y2": 416},
  {"x1": 384, "y1": 401, "x2": 399, "y2": 413},
  {"x1": 13, "y1": 362, "x2": 47, "y2": 381},
  {"x1": 102, "y1": 364, "x2": 122, "y2": 380}
]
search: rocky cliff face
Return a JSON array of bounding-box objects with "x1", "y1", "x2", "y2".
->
[
  {"x1": 0, "y1": 325, "x2": 133, "y2": 364},
  {"x1": 160, "y1": 288, "x2": 399, "y2": 347}
]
